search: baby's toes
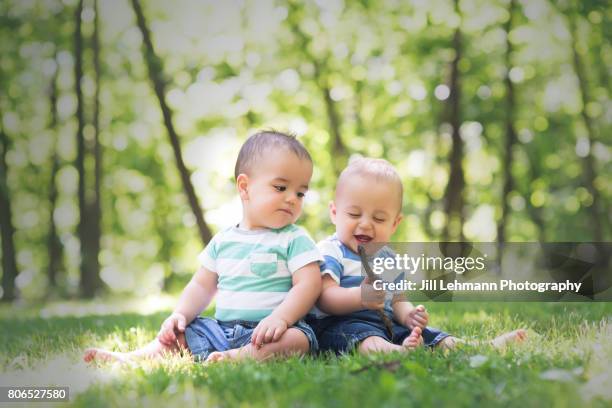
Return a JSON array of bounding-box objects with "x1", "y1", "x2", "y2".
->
[
  {"x1": 206, "y1": 351, "x2": 226, "y2": 363},
  {"x1": 402, "y1": 330, "x2": 423, "y2": 349},
  {"x1": 83, "y1": 348, "x2": 97, "y2": 362},
  {"x1": 402, "y1": 336, "x2": 420, "y2": 350}
]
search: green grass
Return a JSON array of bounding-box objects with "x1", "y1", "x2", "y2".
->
[{"x1": 1, "y1": 302, "x2": 611, "y2": 407}]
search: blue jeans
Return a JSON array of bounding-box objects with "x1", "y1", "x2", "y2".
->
[
  {"x1": 306, "y1": 310, "x2": 450, "y2": 354},
  {"x1": 184, "y1": 317, "x2": 318, "y2": 361}
]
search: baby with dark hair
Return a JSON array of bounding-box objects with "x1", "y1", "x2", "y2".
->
[
  {"x1": 84, "y1": 130, "x2": 323, "y2": 363},
  {"x1": 234, "y1": 130, "x2": 312, "y2": 179}
]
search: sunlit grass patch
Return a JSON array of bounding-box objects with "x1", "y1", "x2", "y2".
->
[{"x1": 0, "y1": 301, "x2": 610, "y2": 407}]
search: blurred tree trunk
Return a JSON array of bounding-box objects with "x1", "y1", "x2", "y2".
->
[
  {"x1": 591, "y1": 24, "x2": 609, "y2": 151},
  {"x1": 131, "y1": 0, "x2": 212, "y2": 246},
  {"x1": 593, "y1": 37, "x2": 608, "y2": 92},
  {"x1": 588, "y1": 10, "x2": 609, "y2": 92},
  {"x1": 443, "y1": 0, "x2": 465, "y2": 242},
  {"x1": 152, "y1": 184, "x2": 174, "y2": 290},
  {"x1": 0, "y1": 110, "x2": 18, "y2": 301},
  {"x1": 74, "y1": 0, "x2": 98, "y2": 298},
  {"x1": 567, "y1": 13, "x2": 607, "y2": 242},
  {"x1": 87, "y1": 0, "x2": 103, "y2": 291},
  {"x1": 422, "y1": 191, "x2": 437, "y2": 239},
  {"x1": 353, "y1": 80, "x2": 365, "y2": 141},
  {"x1": 498, "y1": 0, "x2": 517, "y2": 245},
  {"x1": 47, "y1": 53, "x2": 64, "y2": 289},
  {"x1": 524, "y1": 150, "x2": 546, "y2": 242},
  {"x1": 287, "y1": 5, "x2": 348, "y2": 175},
  {"x1": 317, "y1": 59, "x2": 347, "y2": 175}
]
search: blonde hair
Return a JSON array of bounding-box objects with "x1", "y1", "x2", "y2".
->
[{"x1": 336, "y1": 157, "x2": 403, "y2": 209}]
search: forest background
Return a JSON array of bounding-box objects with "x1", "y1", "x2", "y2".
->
[{"x1": 0, "y1": 0, "x2": 609, "y2": 302}]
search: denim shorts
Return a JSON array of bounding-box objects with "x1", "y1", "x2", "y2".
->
[
  {"x1": 184, "y1": 317, "x2": 318, "y2": 361},
  {"x1": 306, "y1": 310, "x2": 450, "y2": 354}
]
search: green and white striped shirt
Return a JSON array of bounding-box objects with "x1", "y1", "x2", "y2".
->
[{"x1": 198, "y1": 224, "x2": 323, "y2": 322}]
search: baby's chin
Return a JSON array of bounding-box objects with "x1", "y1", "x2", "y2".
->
[
  {"x1": 264, "y1": 219, "x2": 298, "y2": 230},
  {"x1": 257, "y1": 213, "x2": 300, "y2": 230},
  {"x1": 346, "y1": 237, "x2": 387, "y2": 254}
]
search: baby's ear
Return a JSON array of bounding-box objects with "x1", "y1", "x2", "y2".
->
[
  {"x1": 391, "y1": 213, "x2": 403, "y2": 233},
  {"x1": 236, "y1": 174, "x2": 249, "y2": 200},
  {"x1": 329, "y1": 201, "x2": 337, "y2": 224}
]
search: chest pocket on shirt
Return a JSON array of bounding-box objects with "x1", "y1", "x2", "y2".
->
[{"x1": 250, "y1": 253, "x2": 278, "y2": 278}]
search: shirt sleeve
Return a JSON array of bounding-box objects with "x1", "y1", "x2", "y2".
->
[
  {"x1": 317, "y1": 239, "x2": 343, "y2": 284},
  {"x1": 286, "y1": 227, "x2": 324, "y2": 274},
  {"x1": 197, "y1": 233, "x2": 219, "y2": 273}
]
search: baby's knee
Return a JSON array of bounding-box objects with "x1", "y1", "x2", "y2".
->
[{"x1": 280, "y1": 328, "x2": 310, "y2": 354}]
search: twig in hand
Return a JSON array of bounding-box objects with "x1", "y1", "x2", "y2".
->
[{"x1": 358, "y1": 245, "x2": 394, "y2": 339}]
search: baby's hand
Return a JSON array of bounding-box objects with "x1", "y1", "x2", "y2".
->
[
  {"x1": 251, "y1": 315, "x2": 288, "y2": 348},
  {"x1": 157, "y1": 312, "x2": 187, "y2": 346},
  {"x1": 360, "y1": 277, "x2": 386, "y2": 310},
  {"x1": 404, "y1": 305, "x2": 428, "y2": 329}
]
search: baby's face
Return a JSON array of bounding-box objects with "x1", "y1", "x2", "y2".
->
[
  {"x1": 331, "y1": 174, "x2": 402, "y2": 253},
  {"x1": 239, "y1": 149, "x2": 312, "y2": 229}
]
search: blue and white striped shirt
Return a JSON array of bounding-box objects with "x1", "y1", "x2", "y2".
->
[{"x1": 310, "y1": 234, "x2": 397, "y2": 319}]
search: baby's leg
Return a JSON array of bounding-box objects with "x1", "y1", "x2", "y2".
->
[
  {"x1": 490, "y1": 329, "x2": 528, "y2": 348},
  {"x1": 83, "y1": 331, "x2": 189, "y2": 363},
  {"x1": 433, "y1": 329, "x2": 528, "y2": 351},
  {"x1": 358, "y1": 336, "x2": 403, "y2": 354},
  {"x1": 359, "y1": 327, "x2": 422, "y2": 354},
  {"x1": 206, "y1": 328, "x2": 308, "y2": 363}
]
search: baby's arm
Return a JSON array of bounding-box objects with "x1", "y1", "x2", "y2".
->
[
  {"x1": 174, "y1": 266, "x2": 218, "y2": 321},
  {"x1": 158, "y1": 266, "x2": 218, "y2": 345},
  {"x1": 318, "y1": 275, "x2": 386, "y2": 314},
  {"x1": 392, "y1": 296, "x2": 428, "y2": 329},
  {"x1": 251, "y1": 262, "x2": 321, "y2": 346}
]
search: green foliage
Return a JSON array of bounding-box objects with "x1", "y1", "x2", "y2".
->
[{"x1": 0, "y1": 0, "x2": 609, "y2": 298}]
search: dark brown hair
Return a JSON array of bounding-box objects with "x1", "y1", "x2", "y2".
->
[{"x1": 234, "y1": 130, "x2": 312, "y2": 179}]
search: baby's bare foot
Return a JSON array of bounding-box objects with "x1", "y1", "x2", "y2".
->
[
  {"x1": 205, "y1": 351, "x2": 229, "y2": 363},
  {"x1": 401, "y1": 326, "x2": 423, "y2": 350},
  {"x1": 206, "y1": 346, "x2": 254, "y2": 363},
  {"x1": 83, "y1": 348, "x2": 133, "y2": 364},
  {"x1": 491, "y1": 329, "x2": 528, "y2": 349}
]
